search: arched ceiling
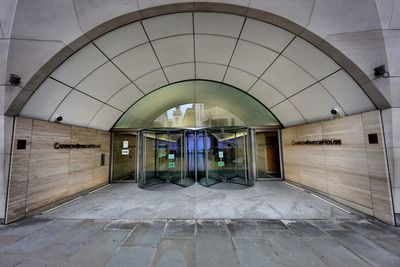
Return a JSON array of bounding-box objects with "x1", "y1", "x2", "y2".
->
[{"x1": 20, "y1": 12, "x2": 375, "y2": 130}]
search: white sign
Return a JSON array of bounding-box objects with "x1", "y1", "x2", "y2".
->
[
  {"x1": 168, "y1": 154, "x2": 175, "y2": 160},
  {"x1": 122, "y1": 149, "x2": 129, "y2": 155},
  {"x1": 218, "y1": 151, "x2": 224, "y2": 158},
  {"x1": 123, "y1": 141, "x2": 129, "y2": 148}
]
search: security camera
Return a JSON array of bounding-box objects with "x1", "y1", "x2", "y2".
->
[
  {"x1": 9, "y1": 74, "x2": 21, "y2": 86},
  {"x1": 56, "y1": 116, "x2": 63, "y2": 122},
  {"x1": 331, "y1": 108, "x2": 338, "y2": 115}
]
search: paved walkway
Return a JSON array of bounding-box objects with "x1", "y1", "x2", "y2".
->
[
  {"x1": 1, "y1": 181, "x2": 400, "y2": 266},
  {"x1": 38, "y1": 181, "x2": 357, "y2": 220},
  {"x1": 1, "y1": 217, "x2": 400, "y2": 266}
]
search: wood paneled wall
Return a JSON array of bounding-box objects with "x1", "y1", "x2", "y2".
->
[
  {"x1": 282, "y1": 110, "x2": 395, "y2": 224},
  {"x1": 6, "y1": 117, "x2": 110, "y2": 223}
]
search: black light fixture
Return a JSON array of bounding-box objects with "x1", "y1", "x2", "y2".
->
[
  {"x1": 55, "y1": 116, "x2": 63, "y2": 122},
  {"x1": 9, "y1": 74, "x2": 21, "y2": 86},
  {"x1": 374, "y1": 65, "x2": 389, "y2": 78}
]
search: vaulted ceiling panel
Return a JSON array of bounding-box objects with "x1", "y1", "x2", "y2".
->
[
  {"x1": 112, "y1": 43, "x2": 160, "y2": 80},
  {"x1": 283, "y1": 37, "x2": 340, "y2": 80},
  {"x1": 76, "y1": 62, "x2": 130, "y2": 102},
  {"x1": 152, "y1": 35, "x2": 194, "y2": 67},
  {"x1": 107, "y1": 83, "x2": 144, "y2": 111},
  {"x1": 20, "y1": 79, "x2": 71, "y2": 120},
  {"x1": 164, "y1": 63, "x2": 195, "y2": 83},
  {"x1": 271, "y1": 100, "x2": 306, "y2": 127},
  {"x1": 195, "y1": 63, "x2": 226, "y2": 81},
  {"x1": 88, "y1": 105, "x2": 123, "y2": 131},
  {"x1": 194, "y1": 13, "x2": 244, "y2": 37},
  {"x1": 195, "y1": 35, "x2": 237, "y2": 65},
  {"x1": 94, "y1": 22, "x2": 147, "y2": 58},
  {"x1": 320, "y1": 70, "x2": 375, "y2": 115},
  {"x1": 224, "y1": 67, "x2": 258, "y2": 91},
  {"x1": 262, "y1": 56, "x2": 316, "y2": 97},
  {"x1": 290, "y1": 83, "x2": 344, "y2": 122},
  {"x1": 230, "y1": 40, "x2": 278, "y2": 76},
  {"x1": 241, "y1": 18, "x2": 294, "y2": 53},
  {"x1": 142, "y1": 13, "x2": 193, "y2": 40},
  {"x1": 248, "y1": 79, "x2": 286, "y2": 108},
  {"x1": 50, "y1": 91, "x2": 103, "y2": 127},
  {"x1": 135, "y1": 69, "x2": 168, "y2": 94},
  {"x1": 51, "y1": 44, "x2": 108, "y2": 87}
]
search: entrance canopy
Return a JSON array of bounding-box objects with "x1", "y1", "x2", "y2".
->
[
  {"x1": 114, "y1": 80, "x2": 280, "y2": 129},
  {"x1": 19, "y1": 12, "x2": 376, "y2": 130}
]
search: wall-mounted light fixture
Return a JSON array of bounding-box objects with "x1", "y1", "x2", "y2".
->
[
  {"x1": 374, "y1": 65, "x2": 390, "y2": 78},
  {"x1": 9, "y1": 74, "x2": 21, "y2": 86}
]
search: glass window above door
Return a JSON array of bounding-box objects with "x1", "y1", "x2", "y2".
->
[{"x1": 113, "y1": 80, "x2": 281, "y2": 129}]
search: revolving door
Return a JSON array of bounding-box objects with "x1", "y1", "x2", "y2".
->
[
  {"x1": 138, "y1": 127, "x2": 255, "y2": 188},
  {"x1": 198, "y1": 128, "x2": 255, "y2": 187}
]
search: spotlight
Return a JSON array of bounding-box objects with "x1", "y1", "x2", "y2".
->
[
  {"x1": 331, "y1": 108, "x2": 338, "y2": 115},
  {"x1": 374, "y1": 65, "x2": 389, "y2": 78},
  {"x1": 56, "y1": 116, "x2": 63, "y2": 122},
  {"x1": 9, "y1": 74, "x2": 21, "y2": 86}
]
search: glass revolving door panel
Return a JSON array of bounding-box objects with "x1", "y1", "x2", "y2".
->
[
  {"x1": 139, "y1": 129, "x2": 195, "y2": 188},
  {"x1": 198, "y1": 128, "x2": 254, "y2": 187}
]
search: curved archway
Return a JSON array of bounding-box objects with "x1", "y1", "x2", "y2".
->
[{"x1": 18, "y1": 11, "x2": 376, "y2": 130}]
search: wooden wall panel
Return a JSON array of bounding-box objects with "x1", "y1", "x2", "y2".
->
[
  {"x1": 282, "y1": 110, "x2": 395, "y2": 224},
  {"x1": 6, "y1": 118, "x2": 110, "y2": 223}
]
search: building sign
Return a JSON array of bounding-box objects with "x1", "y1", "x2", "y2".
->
[
  {"x1": 217, "y1": 161, "x2": 225, "y2": 167},
  {"x1": 54, "y1": 143, "x2": 101, "y2": 149},
  {"x1": 123, "y1": 141, "x2": 129, "y2": 148},
  {"x1": 292, "y1": 139, "x2": 342, "y2": 146},
  {"x1": 122, "y1": 149, "x2": 129, "y2": 155}
]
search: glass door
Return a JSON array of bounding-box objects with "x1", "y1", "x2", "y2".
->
[
  {"x1": 198, "y1": 127, "x2": 254, "y2": 187},
  {"x1": 139, "y1": 129, "x2": 195, "y2": 188}
]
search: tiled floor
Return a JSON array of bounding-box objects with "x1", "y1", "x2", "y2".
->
[{"x1": 1, "y1": 181, "x2": 400, "y2": 266}]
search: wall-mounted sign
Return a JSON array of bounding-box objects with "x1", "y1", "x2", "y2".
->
[
  {"x1": 123, "y1": 141, "x2": 129, "y2": 148},
  {"x1": 292, "y1": 139, "x2": 341, "y2": 146},
  {"x1": 54, "y1": 143, "x2": 101, "y2": 149},
  {"x1": 168, "y1": 162, "x2": 175, "y2": 168},
  {"x1": 168, "y1": 154, "x2": 175, "y2": 160},
  {"x1": 217, "y1": 161, "x2": 225, "y2": 167},
  {"x1": 218, "y1": 151, "x2": 224, "y2": 158},
  {"x1": 122, "y1": 149, "x2": 129, "y2": 155}
]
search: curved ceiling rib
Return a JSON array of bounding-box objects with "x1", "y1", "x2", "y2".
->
[{"x1": 20, "y1": 12, "x2": 375, "y2": 131}]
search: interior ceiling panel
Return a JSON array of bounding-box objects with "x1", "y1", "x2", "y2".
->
[{"x1": 21, "y1": 12, "x2": 376, "y2": 131}]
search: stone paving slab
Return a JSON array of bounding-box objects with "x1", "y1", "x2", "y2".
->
[{"x1": 0, "y1": 218, "x2": 399, "y2": 266}]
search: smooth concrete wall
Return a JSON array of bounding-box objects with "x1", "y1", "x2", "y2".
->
[
  {"x1": 282, "y1": 110, "x2": 395, "y2": 224},
  {"x1": 5, "y1": 117, "x2": 110, "y2": 223}
]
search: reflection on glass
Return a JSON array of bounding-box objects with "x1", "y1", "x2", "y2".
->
[
  {"x1": 198, "y1": 128, "x2": 254, "y2": 187},
  {"x1": 112, "y1": 134, "x2": 137, "y2": 181},
  {"x1": 256, "y1": 131, "x2": 281, "y2": 178},
  {"x1": 150, "y1": 103, "x2": 245, "y2": 128},
  {"x1": 114, "y1": 80, "x2": 280, "y2": 129}
]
